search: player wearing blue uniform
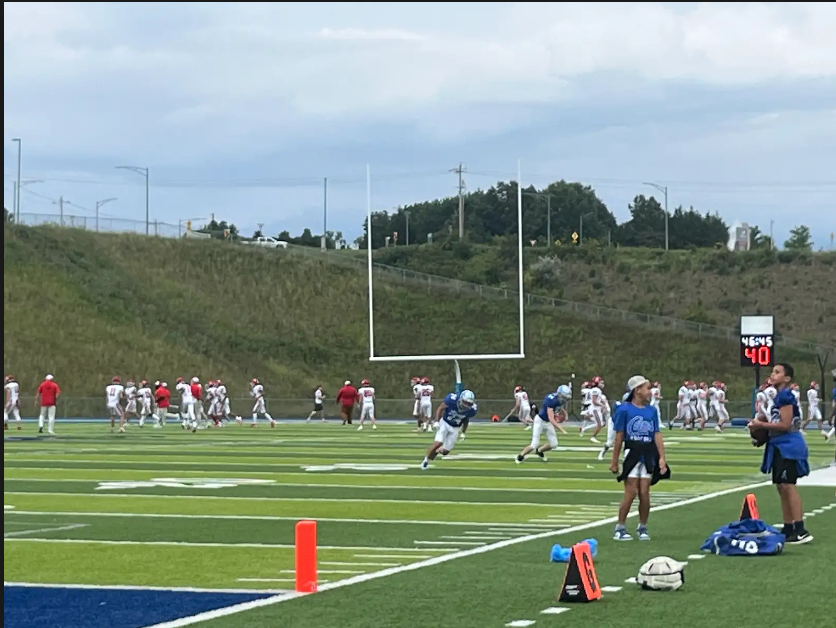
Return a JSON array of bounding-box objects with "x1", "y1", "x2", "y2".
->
[
  {"x1": 515, "y1": 385, "x2": 570, "y2": 463},
  {"x1": 749, "y1": 362, "x2": 812, "y2": 544},
  {"x1": 610, "y1": 375, "x2": 668, "y2": 541},
  {"x1": 420, "y1": 390, "x2": 477, "y2": 470}
]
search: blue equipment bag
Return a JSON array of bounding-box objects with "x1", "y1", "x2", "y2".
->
[{"x1": 701, "y1": 519, "x2": 785, "y2": 556}]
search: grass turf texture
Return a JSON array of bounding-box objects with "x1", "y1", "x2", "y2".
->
[
  {"x1": 4, "y1": 422, "x2": 834, "y2": 628},
  {"x1": 2, "y1": 225, "x2": 825, "y2": 401}
]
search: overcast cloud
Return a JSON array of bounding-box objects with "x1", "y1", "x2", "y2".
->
[{"x1": 4, "y1": 2, "x2": 836, "y2": 247}]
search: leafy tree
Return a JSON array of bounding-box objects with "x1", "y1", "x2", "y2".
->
[
  {"x1": 668, "y1": 206, "x2": 728, "y2": 249},
  {"x1": 253, "y1": 229, "x2": 263, "y2": 238},
  {"x1": 197, "y1": 218, "x2": 238, "y2": 240},
  {"x1": 616, "y1": 195, "x2": 666, "y2": 248},
  {"x1": 784, "y1": 225, "x2": 812, "y2": 251},
  {"x1": 748, "y1": 225, "x2": 773, "y2": 250},
  {"x1": 4, "y1": 207, "x2": 12, "y2": 223}
]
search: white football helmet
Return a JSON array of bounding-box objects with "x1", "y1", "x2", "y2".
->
[
  {"x1": 636, "y1": 556, "x2": 685, "y2": 591},
  {"x1": 457, "y1": 389, "x2": 476, "y2": 411}
]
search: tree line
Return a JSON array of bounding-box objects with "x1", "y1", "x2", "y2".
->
[{"x1": 198, "y1": 179, "x2": 816, "y2": 253}]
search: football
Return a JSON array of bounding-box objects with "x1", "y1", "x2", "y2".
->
[
  {"x1": 637, "y1": 556, "x2": 685, "y2": 591},
  {"x1": 749, "y1": 419, "x2": 769, "y2": 447}
]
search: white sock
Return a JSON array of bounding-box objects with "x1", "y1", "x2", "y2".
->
[
  {"x1": 252, "y1": 414, "x2": 258, "y2": 423},
  {"x1": 265, "y1": 413, "x2": 274, "y2": 422},
  {"x1": 48, "y1": 417, "x2": 55, "y2": 433},
  {"x1": 38, "y1": 415, "x2": 45, "y2": 429}
]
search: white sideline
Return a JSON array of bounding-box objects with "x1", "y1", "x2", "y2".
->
[
  {"x1": 140, "y1": 479, "x2": 771, "y2": 628},
  {"x1": 3, "y1": 581, "x2": 290, "y2": 595}
]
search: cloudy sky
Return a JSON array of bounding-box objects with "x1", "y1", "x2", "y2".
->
[{"x1": 4, "y1": 2, "x2": 836, "y2": 247}]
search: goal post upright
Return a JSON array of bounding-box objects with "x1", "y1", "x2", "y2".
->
[{"x1": 366, "y1": 160, "x2": 527, "y2": 392}]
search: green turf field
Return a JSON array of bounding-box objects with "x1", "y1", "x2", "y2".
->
[{"x1": 4, "y1": 421, "x2": 835, "y2": 628}]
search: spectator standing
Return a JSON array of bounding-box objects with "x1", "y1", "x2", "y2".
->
[
  {"x1": 336, "y1": 380, "x2": 359, "y2": 426},
  {"x1": 36, "y1": 374, "x2": 61, "y2": 435}
]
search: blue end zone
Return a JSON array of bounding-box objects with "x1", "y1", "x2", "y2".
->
[{"x1": 3, "y1": 586, "x2": 275, "y2": 628}]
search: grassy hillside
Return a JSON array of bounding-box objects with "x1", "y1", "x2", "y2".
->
[
  {"x1": 364, "y1": 243, "x2": 836, "y2": 347},
  {"x1": 3, "y1": 225, "x2": 822, "y2": 401}
]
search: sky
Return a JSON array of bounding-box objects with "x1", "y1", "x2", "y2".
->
[{"x1": 4, "y1": 2, "x2": 836, "y2": 248}]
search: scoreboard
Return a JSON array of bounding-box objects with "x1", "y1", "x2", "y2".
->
[{"x1": 739, "y1": 315, "x2": 775, "y2": 368}]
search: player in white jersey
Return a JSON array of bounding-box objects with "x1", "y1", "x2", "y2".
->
[
  {"x1": 417, "y1": 377, "x2": 435, "y2": 430},
  {"x1": 136, "y1": 380, "x2": 153, "y2": 427},
  {"x1": 803, "y1": 382, "x2": 824, "y2": 433},
  {"x1": 579, "y1": 382, "x2": 592, "y2": 422},
  {"x1": 599, "y1": 390, "x2": 631, "y2": 461},
  {"x1": 250, "y1": 378, "x2": 275, "y2": 427},
  {"x1": 306, "y1": 385, "x2": 326, "y2": 422},
  {"x1": 508, "y1": 385, "x2": 533, "y2": 429},
  {"x1": 649, "y1": 382, "x2": 662, "y2": 411},
  {"x1": 579, "y1": 376, "x2": 606, "y2": 443},
  {"x1": 175, "y1": 377, "x2": 196, "y2": 430},
  {"x1": 356, "y1": 378, "x2": 377, "y2": 430},
  {"x1": 670, "y1": 381, "x2": 690, "y2": 429},
  {"x1": 106, "y1": 376, "x2": 126, "y2": 432},
  {"x1": 123, "y1": 379, "x2": 139, "y2": 426},
  {"x1": 411, "y1": 377, "x2": 424, "y2": 432},
  {"x1": 205, "y1": 381, "x2": 221, "y2": 426},
  {"x1": 764, "y1": 381, "x2": 777, "y2": 415},
  {"x1": 4, "y1": 375, "x2": 22, "y2": 431},
  {"x1": 790, "y1": 383, "x2": 803, "y2": 423},
  {"x1": 754, "y1": 384, "x2": 769, "y2": 421},
  {"x1": 713, "y1": 382, "x2": 730, "y2": 432},
  {"x1": 695, "y1": 382, "x2": 709, "y2": 430}
]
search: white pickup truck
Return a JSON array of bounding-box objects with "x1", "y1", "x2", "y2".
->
[{"x1": 243, "y1": 236, "x2": 288, "y2": 249}]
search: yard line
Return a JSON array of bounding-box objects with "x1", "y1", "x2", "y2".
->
[
  {"x1": 440, "y1": 535, "x2": 508, "y2": 541},
  {"x1": 320, "y1": 561, "x2": 400, "y2": 567},
  {"x1": 280, "y1": 569, "x2": 364, "y2": 575},
  {"x1": 1, "y1": 491, "x2": 607, "y2": 509},
  {"x1": 414, "y1": 540, "x2": 483, "y2": 546},
  {"x1": 138, "y1": 478, "x2": 772, "y2": 628},
  {"x1": 4, "y1": 523, "x2": 88, "y2": 538},
  {"x1": 236, "y1": 578, "x2": 296, "y2": 583},
  {"x1": 1, "y1": 476, "x2": 625, "y2": 494},
  {"x1": 3, "y1": 538, "x2": 445, "y2": 552},
  {"x1": 352, "y1": 554, "x2": 431, "y2": 560},
  {"x1": 3, "y1": 510, "x2": 554, "y2": 528},
  {"x1": 3, "y1": 581, "x2": 290, "y2": 595}
]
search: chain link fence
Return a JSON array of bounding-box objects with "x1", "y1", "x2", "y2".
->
[{"x1": 17, "y1": 397, "x2": 777, "y2": 422}]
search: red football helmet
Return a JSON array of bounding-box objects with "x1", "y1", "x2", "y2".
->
[
  {"x1": 361, "y1": 379, "x2": 370, "y2": 387},
  {"x1": 810, "y1": 381, "x2": 819, "y2": 390}
]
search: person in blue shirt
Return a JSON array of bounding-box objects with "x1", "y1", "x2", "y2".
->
[
  {"x1": 420, "y1": 390, "x2": 477, "y2": 470},
  {"x1": 610, "y1": 375, "x2": 668, "y2": 541},
  {"x1": 748, "y1": 362, "x2": 812, "y2": 544},
  {"x1": 515, "y1": 385, "x2": 571, "y2": 464}
]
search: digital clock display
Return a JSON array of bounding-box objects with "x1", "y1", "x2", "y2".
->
[{"x1": 739, "y1": 335, "x2": 775, "y2": 367}]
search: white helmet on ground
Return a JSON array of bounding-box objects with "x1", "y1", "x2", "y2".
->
[{"x1": 637, "y1": 556, "x2": 685, "y2": 591}]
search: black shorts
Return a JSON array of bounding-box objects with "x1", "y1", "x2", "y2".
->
[
  {"x1": 314, "y1": 402, "x2": 323, "y2": 412},
  {"x1": 771, "y1": 448, "x2": 799, "y2": 485}
]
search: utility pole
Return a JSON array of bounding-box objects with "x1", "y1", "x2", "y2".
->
[
  {"x1": 405, "y1": 210, "x2": 411, "y2": 246},
  {"x1": 115, "y1": 166, "x2": 150, "y2": 235},
  {"x1": 322, "y1": 177, "x2": 328, "y2": 251},
  {"x1": 450, "y1": 162, "x2": 467, "y2": 239},
  {"x1": 547, "y1": 195, "x2": 552, "y2": 246},
  {"x1": 643, "y1": 182, "x2": 669, "y2": 251},
  {"x1": 12, "y1": 138, "x2": 22, "y2": 222},
  {"x1": 59, "y1": 196, "x2": 64, "y2": 227}
]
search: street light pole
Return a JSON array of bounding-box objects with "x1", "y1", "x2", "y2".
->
[
  {"x1": 643, "y1": 181, "x2": 669, "y2": 251},
  {"x1": 116, "y1": 166, "x2": 150, "y2": 234},
  {"x1": 12, "y1": 138, "x2": 22, "y2": 222},
  {"x1": 405, "y1": 210, "x2": 410, "y2": 246},
  {"x1": 546, "y1": 195, "x2": 551, "y2": 246},
  {"x1": 322, "y1": 176, "x2": 328, "y2": 250},
  {"x1": 95, "y1": 198, "x2": 117, "y2": 232}
]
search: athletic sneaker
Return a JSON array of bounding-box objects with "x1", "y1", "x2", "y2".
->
[
  {"x1": 786, "y1": 531, "x2": 813, "y2": 545},
  {"x1": 515, "y1": 455, "x2": 524, "y2": 465},
  {"x1": 613, "y1": 529, "x2": 632, "y2": 541},
  {"x1": 637, "y1": 527, "x2": 651, "y2": 541},
  {"x1": 420, "y1": 459, "x2": 429, "y2": 470},
  {"x1": 535, "y1": 450, "x2": 547, "y2": 462}
]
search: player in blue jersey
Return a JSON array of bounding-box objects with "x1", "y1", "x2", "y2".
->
[
  {"x1": 420, "y1": 390, "x2": 477, "y2": 470},
  {"x1": 610, "y1": 375, "x2": 668, "y2": 541},
  {"x1": 749, "y1": 362, "x2": 812, "y2": 544},
  {"x1": 515, "y1": 385, "x2": 571, "y2": 463}
]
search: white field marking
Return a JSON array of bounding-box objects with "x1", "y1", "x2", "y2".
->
[
  {"x1": 115, "y1": 480, "x2": 773, "y2": 628},
  {"x1": 320, "y1": 561, "x2": 400, "y2": 567},
  {"x1": 687, "y1": 554, "x2": 706, "y2": 560},
  {"x1": 280, "y1": 569, "x2": 364, "y2": 575},
  {"x1": 540, "y1": 607, "x2": 570, "y2": 615},
  {"x1": 487, "y1": 527, "x2": 548, "y2": 533},
  {"x1": 625, "y1": 577, "x2": 637, "y2": 584},
  {"x1": 600, "y1": 586, "x2": 623, "y2": 592},
  {"x1": 813, "y1": 509, "x2": 825, "y2": 514},
  {"x1": 2, "y1": 538, "x2": 444, "y2": 552},
  {"x1": 352, "y1": 554, "x2": 431, "y2": 560},
  {"x1": 461, "y1": 531, "x2": 512, "y2": 537},
  {"x1": 3, "y1": 467, "x2": 629, "y2": 489},
  {"x1": 526, "y1": 519, "x2": 580, "y2": 524},
  {"x1": 3, "y1": 581, "x2": 289, "y2": 595},
  {"x1": 804, "y1": 512, "x2": 813, "y2": 518},
  {"x1": 4, "y1": 505, "x2": 14, "y2": 510},
  {"x1": 414, "y1": 540, "x2": 483, "y2": 546},
  {"x1": 1, "y1": 476, "x2": 628, "y2": 495},
  {"x1": 236, "y1": 578, "x2": 296, "y2": 583},
  {"x1": 439, "y1": 535, "x2": 508, "y2": 541},
  {"x1": 4, "y1": 523, "x2": 88, "y2": 538},
  {"x1": 505, "y1": 621, "x2": 536, "y2": 628},
  {"x1": 3, "y1": 509, "x2": 554, "y2": 529},
  {"x1": 2, "y1": 491, "x2": 603, "y2": 509}
]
